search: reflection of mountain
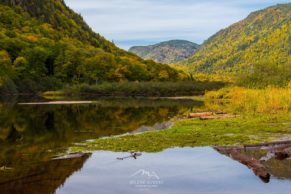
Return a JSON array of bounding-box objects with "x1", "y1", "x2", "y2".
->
[
  {"x1": 216, "y1": 148, "x2": 291, "y2": 181},
  {"x1": 0, "y1": 153, "x2": 91, "y2": 194}
]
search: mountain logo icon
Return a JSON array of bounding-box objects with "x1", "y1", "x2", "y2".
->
[{"x1": 131, "y1": 169, "x2": 160, "y2": 180}]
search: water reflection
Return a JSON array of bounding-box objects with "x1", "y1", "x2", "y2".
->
[
  {"x1": 0, "y1": 99, "x2": 290, "y2": 194},
  {"x1": 0, "y1": 98, "x2": 202, "y2": 149},
  {"x1": 0, "y1": 98, "x2": 202, "y2": 193},
  {"x1": 54, "y1": 148, "x2": 290, "y2": 194}
]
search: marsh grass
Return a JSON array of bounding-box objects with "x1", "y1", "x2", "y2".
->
[{"x1": 205, "y1": 86, "x2": 291, "y2": 113}]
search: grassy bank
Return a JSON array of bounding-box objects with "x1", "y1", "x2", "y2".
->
[
  {"x1": 43, "y1": 81, "x2": 226, "y2": 98},
  {"x1": 69, "y1": 86, "x2": 291, "y2": 153}
]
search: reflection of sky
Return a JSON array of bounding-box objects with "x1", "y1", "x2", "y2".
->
[
  {"x1": 65, "y1": 0, "x2": 289, "y2": 49},
  {"x1": 56, "y1": 147, "x2": 291, "y2": 194}
]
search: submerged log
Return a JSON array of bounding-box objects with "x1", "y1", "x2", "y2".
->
[{"x1": 52, "y1": 153, "x2": 90, "y2": 160}]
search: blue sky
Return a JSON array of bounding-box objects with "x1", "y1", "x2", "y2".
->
[{"x1": 65, "y1": 0, "x2": 290, "y2": 49}]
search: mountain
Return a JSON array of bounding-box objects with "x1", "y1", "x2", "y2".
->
[
  {"x1": 129, "y1": 40, "x2": 199, "y2": 64},
  {"x1": 178, "y1": 3, "x2": 291, "y2": 86},
  {"x1": 0, "y1": 0, "x2": 184, "y2": 94}
]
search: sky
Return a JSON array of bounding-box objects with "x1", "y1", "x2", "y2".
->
[{"x1": 65, "y1": 0, "x2": 290, "y2": 50}]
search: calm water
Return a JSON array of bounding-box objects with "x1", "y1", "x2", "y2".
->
[
  {"x1": 0, "y1": 98, "x2": 290, "y2": 194},
  {"x1": 55, "y1": 148, "x2": 291, "y2": 194}
]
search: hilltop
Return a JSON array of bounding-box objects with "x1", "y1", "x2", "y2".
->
[
  {"x1": 178, "y1": 3, "x2": 291, "y2": 86},
  {"x1": 129, "y1": 40, "x2": 199, "y2": 64}
]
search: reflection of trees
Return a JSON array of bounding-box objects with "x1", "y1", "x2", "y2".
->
[
  {"x1": 0, "y1": 99, "x2": 201, "y2": 167},
  {"x1": 0, "y1": 153, "x2": 91, "y2": 194},
  {"x1": 0, "y1": 99, "x2": 201, "y2": 145}
]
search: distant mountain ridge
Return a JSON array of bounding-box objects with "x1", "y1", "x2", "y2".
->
[{"x1": 129, "y1": 40, "x2": 200, "y2": 64}]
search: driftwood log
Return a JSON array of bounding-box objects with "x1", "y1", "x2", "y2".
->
[
  {"x1": 188, "y1": 112, "x2": 236, "y2": 120},
  {"x1": 188, "y1": 112, "x2": 214, "y2": 118}
]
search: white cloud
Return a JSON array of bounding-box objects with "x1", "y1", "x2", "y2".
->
[{"x1": 65, "y1": 0, "x2": 290, "y2": 49}]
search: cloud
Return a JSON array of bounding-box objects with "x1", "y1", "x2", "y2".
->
[{"x1": 65, "y1": 0, "x2": 289, "y2": 49}]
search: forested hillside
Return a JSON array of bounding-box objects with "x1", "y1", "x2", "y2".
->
[
  {"x1": 0, "y1": 0, "x2": 185, "y2": 94},
  {"x1": 179, "y1": 3, "x2": 291, "y2": 87},
  {"x1": 129, "y1": 40, "x2": 199, "y2": 64}
]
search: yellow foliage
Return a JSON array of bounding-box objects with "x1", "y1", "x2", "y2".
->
[
  {"x1": 205, "y1": 87, "x2": 291, "y2": 113},
  {"x1": 26, "y1": 35, "x2": 38, "y2": 43},
  {"x1": 194, "y1": 73, "x2": 210, "y2": 82},
  {"x1": 158, "y1": 70, "x2": 169, "y2": 80}
]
